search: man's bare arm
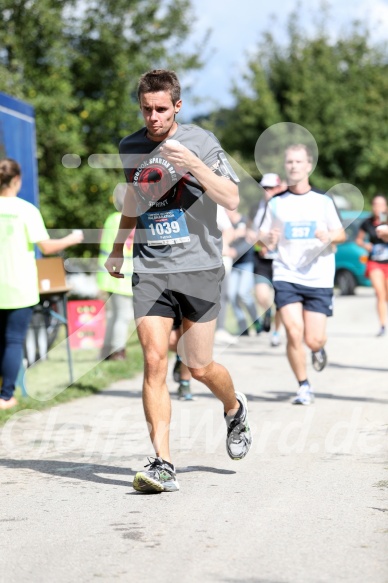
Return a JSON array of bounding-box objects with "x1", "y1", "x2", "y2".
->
[
  {"x1": 160, "y1": 142, "x2": 239, "y2": 210},
  {"x1": 258, "y1": 228, "x2": 280, "y2": 250},
  {"x1": 105, "y1": 185, "x2": 137, "y2": 278}
]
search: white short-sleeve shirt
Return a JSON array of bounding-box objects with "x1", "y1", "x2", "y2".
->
[{"x1": 259, "y1": 189, "x2": 343, "y2": 288}]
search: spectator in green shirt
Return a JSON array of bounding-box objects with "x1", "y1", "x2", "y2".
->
[{"x1": 0, "y1": 158, "x2": 83, "y2": 410}]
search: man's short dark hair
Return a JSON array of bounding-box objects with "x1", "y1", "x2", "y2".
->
[{"x1": 137, "y1": 69, "x2": 181, "y2": 105}]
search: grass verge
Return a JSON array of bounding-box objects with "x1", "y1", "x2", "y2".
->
[{"x1": 0, "y1": 326, "x2": 143, "y2": 427}]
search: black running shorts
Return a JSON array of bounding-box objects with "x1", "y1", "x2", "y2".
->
[
  {"x1": 132, "y1": 266, "x2": 225, "y2": 323},
  {"x1": 253, "y1": 254, "x2": 273, "y2": 283}
]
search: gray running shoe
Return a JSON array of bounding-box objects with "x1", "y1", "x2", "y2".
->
[
  {"x1": 177, "y1": 383, "x2": 194, "y2": 401},
  {"x1": 133, "y1": 457, "x2": 180, "y2": 493},
  {"x1": 225, "y1": 392, "x2": 252, "y2": 460},
  {"x1": 292, "y1": 384, "x2": 315, "y2": 406},
  {"x1": 312, "y1": 347, "x2": 327, "y2": 372}
]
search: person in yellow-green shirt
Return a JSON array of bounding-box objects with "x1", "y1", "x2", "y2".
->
[
  {"x1": 97, "y1": 189, "x2": 134, "y2": 361},
  {"x1": 0, "y1": 158, "x2": 83, "y2": 410}
]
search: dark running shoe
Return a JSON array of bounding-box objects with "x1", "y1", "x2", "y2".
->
[
  {"x1": 263, "y1": 310, "x2": 271, "y2": 332},
  {"x1": 312, "y1": 348, "x2": 327, "y2": 372},
  {"x1": 133, "y1": 457, "x2": 179, "y2": 493},
  {"x1": 239, "y1": 329, "x2": 250, "y2": 337},
  {"x1": 173, "y1": 356, "x2": 182, "y2": 383},
  {"x1": 225, "y1": 392, "x2": 252, "y2": 460}
]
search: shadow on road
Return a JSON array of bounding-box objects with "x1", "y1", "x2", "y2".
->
[
  {"x1": 328, "y1": 362, "x2": 388, "y2": 373},
  {"x1": 0, "y1": 460, "x2": 236, "y2": 487},
  {"x1": 170, "y1": 390, "x2": 388, "y2": 405},
  {"x1": 314, "y1": 392, "x2": 388, "y2": 404},
  {"x1": 177, "y1": 465, "x2": 235, "y2": 475},
  {"x1": 0, "y1": 459, "x2": 134, "y2": 487}
]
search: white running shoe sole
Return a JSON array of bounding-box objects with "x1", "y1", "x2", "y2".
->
[
  {"x1": 133, "y1": 472, "x2": 180, "y2": 493},
  {"x1": 291, "y1": 392, "x2": 315, "y2": 406}
]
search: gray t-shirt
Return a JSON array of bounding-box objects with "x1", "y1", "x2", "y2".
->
[{"x1": 119, "y1": 123, "x2": 239, "y2": 273}]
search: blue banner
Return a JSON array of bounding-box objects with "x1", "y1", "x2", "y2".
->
[{"x1": 0, "y1": 92, "x2": 39, "y2": 207}]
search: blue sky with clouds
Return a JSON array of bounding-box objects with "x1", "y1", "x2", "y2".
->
[{"x1": 180, "y1": 0, "x2": 388, "y2": 119}]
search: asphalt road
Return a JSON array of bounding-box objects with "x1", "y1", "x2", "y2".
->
[{"x1": 0, "y1": 288, "x2": 387, "y2": 583}]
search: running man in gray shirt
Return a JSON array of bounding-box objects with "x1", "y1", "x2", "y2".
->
[{"x1": 105, "y1": 69, "x2": 252, "y2": 493}]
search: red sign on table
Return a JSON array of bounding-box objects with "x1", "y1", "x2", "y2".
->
[{"x1": 67, "y1": 300, "x2": 106, "y2": 349}]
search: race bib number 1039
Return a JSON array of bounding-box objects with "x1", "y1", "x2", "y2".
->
[{"x1": 143, "y1": 209, "x2": 191, "y2": 246}]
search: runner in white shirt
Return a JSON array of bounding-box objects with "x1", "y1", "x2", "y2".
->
[{"x1": 259, "y1": 144, "x2": 345, "y2": 405}]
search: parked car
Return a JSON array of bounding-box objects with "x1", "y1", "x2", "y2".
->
[{"x1": 335, "y1": 210, "x2": 371, "y2": 295}]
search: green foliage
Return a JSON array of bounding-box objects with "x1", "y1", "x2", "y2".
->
[
  {"x1": 0, "y1": 0, "x2": 202, "y2": 253},
  {"x1": 207, "y1": 9, "x2": 388, "y2": 204}
]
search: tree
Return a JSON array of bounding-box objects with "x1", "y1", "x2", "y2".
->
[
  {"x1": 0, "y1": 0, "x2": 202, "y2": 254},
  {"x1": 209, "y1": 9, "x2": 388, "y2": 204}
]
